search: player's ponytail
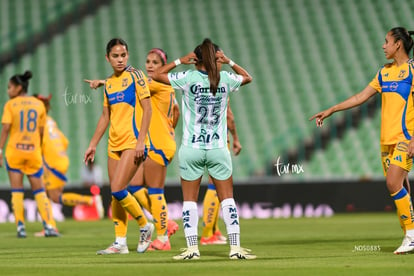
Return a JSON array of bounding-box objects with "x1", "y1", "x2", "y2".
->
[
  {"x1": 200, "y1": 38, "x2": 220, "y2": 96},
  {"x1": 409, "y1": 31, "x2": 414, "y2": 57},
  {"x1": 389, "y1": 27, "x2": 414, "y2": 56},
  {"x1": 10, "y1": 70, "x2": 33, "y2": 93}
]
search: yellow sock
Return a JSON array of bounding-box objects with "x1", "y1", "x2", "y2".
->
[
  {"x1": 61, "y1": 193, "x2": 93, "y2": 206},
  {"x1": 33, "y1": 189, "x2": 56, "y2": 228},
  {"x1": 213, "y1": 205, "x2": 221, "y2": 234},
  {"x1": 397, "y1": 209, "x2": 406, "y2": 234},
  {"x1": 148, "y1": 188, "x2": 168, "y2": 237},
  {"x1": 111, "y1": 197, "x2": 128, "y2": 238},
  {"x1": 202, "y1": 184, "x2": 220, "y2": 238},
  {"x1": 391, "y1": 187, "x2": 414, "y2": 231},
  {"x1": 129, "y1": 186, "x2": 151, "y2": 212},
  {"x1": 11, "y1": 190, "x2": 25, "y2": 227},
  {"x1": 113, "y1": 190, "x2": 148, "y2": 228}
]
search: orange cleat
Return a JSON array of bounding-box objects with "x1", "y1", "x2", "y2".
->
[
  {"x1": 200, "y1": 235, "x2": 227, "y2": 245},
  {"x1": 148, "y1": 239, "x2": 171, "y2": 251},
  {"x1": 167, "y1": 219, "x2": 179, "y2": 237},
  {"x1": 213, "y1": 230, "x2": 227, "y2": 242}
]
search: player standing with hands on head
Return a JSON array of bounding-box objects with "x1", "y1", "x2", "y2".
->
[
  {"x1": 310, "y1": 27, "x2": 414, "y2": 254},
  {"x1": 0, "y1": 71, "x2": 59, "y2": 238},
  {"x1": 84, "y1": 38, "x2": 154, "y2": 254},
  {"x1": 201, "y1": 102, "x2": 242, "y2": 245},
  {"x1": 152, "y1": 38, "x2": 256, "y2": 260}
]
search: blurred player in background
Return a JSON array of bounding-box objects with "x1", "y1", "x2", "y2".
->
[
  {"x1": 201, "y1": 102, "x2": 241, "y2": 245},
  {"x1": 84, "y1": 38, "x2": 154, "y2": 254},
  {"x1": 33, "y1": 94, "x2": 103, "y2": 236},
  {"x1": 86, "y1": 48, "x2": 180, "y2": 252},
  {"x1": 310, "y1": 27, "x2": 414, "y2": 254},
  {"x1": 153, "y1": 38, "x2": 256, "y2": 260},
  {"x1": 0, "y1": 71, "x2": 58, "y2": 238}
]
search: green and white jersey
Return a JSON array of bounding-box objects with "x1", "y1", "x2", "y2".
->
[{"x1": 168, "y1": 70, "x2": 243, "y2": 149}]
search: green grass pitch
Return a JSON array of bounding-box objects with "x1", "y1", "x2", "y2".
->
[{"x1": 0, "y1": 213, "x2": 413, "y2": 275}]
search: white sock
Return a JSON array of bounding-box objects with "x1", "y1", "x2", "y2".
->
[
  {"x1": 115, "y1": 236, "x2": 127, "y2": 246},
  {"x1": 406, "y1": 229, "x2": 414, "y2": 237},
  {"x1": 221, "y1": 198, "x2": 240, "y2": 247},
  {"x1": 182, "y1": 201, "x2": 199, "y2": 247}
]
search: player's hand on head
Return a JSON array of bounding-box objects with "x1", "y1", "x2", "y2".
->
[
  {"x1": 181, "y1": 52, "x2": 197, "y2": 65},
  {"x1": 216, "y1": 51, "x2": 230, "y2": 64}
]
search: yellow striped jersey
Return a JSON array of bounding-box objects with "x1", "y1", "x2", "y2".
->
[
  {"x1": 1, "y1": 96, "x2": 46, "y2": 156},
  {"x1": 369, "y1": 61, "x2": 414, "y2": 145},
  {"x1": 104, "y1": 65, "x2": 151, "y2": 151}
]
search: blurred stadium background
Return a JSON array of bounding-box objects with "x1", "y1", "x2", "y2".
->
[{"x1": 0, "y1": 0, "x2": 414, "y2": 191}]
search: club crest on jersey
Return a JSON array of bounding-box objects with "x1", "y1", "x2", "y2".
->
[
  {"x1": 122, "y1": 78, "x2": 128, "y2": 87},
  {"x1": 398, "y1": 70, "x2": 406, "y2": 78}
]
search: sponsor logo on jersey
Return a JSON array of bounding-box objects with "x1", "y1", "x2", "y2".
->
[{"x1": 191, "y1": 129, "x2": 220, "y2": 144}]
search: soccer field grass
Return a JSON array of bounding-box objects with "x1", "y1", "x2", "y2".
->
[{"x1": 0, "y1": 213, "x2": 413, "y2": 275}]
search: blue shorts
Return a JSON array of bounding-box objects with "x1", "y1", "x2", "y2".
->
[{"x1": 178, "y1": 145, "x2": 232, "y2": 181}]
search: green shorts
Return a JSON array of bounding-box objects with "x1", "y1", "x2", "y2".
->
[{"x1": 178, "y1": 145, "x2": 232, "y2": 181}]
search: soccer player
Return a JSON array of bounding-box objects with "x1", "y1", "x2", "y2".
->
[
  {"x1": 128, "y1": 48, "x2": 179, "y2": 251},
  {"x1": 310, "y1": 27, "x2": 414, "y2": 254},
  {"x1": 0, "y1": 71, "x2": 59, "y2": 238},
  {"x1": 152, "y1": 38, "x2": 257, "y2": 260},
  {"x1": 84, "y1": 38, "x2": 154, "y2": 254},
  {"x1": 34, "y1": 94, "x2": 103, "y2": 236},
  {"x1": 201, "y1": 103, "x2": 241, "y2": 245},
  {"x1": 86, "y1": 48, "x2": 180, "y2": 252}
]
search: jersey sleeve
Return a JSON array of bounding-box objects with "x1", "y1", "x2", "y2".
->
[
  {"x1": 222, "y1": 71, "x2": 243, "y2": 92},
  {"x1": 103, "y1": 86, "x2": 109, "y2": 107},
  {"x1": 368, "y1": 68, "x2": 382, "y2": 93},
  {"x1": 1, "y1": 101, "x2": 12, "y2": 124},
  {"x1": 133, "y1": 70, "x2": 151, "y2": 100},
  {"x1": 168, "y1": 71, "x2": 189, "y2": 90},
  {"x1": 38, "y1": 104, "x2": 46, "y2": 128}
]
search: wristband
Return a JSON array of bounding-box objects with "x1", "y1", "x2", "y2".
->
[
  {"x1": 0, "y1": 149, "x2": 2, "y2": 154},
  {"x1": 229, "y1": 60, "x2": 235, "y2": 67},
  {"x1": 174, "y1": 59, "x2": 181, "y2": 66}
]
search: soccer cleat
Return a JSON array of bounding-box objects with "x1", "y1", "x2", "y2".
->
[
  {"x1": 148, "y1": 239, "x2": 171, "y2": 251},
  {"x1": 229, "y1": 246, "x2": 257, "y2": 260},
  {"x1": 96, "y1": 243, "x2": 129, "y2": 255},
  {"x1": 17, "y1": 225, "x2": 27, "y2": 238},
  {"x1": 200, "y1": 235, "x2": 227, "y2": 245},
  {"x1": 172, "y1": 246, "x2": 200, "y2": 260},
  {"x1": 44, "y1": 225, "x2": 60, "y2": 237},
  {"x1": 214, "y1": 230, "x2": 227, "y2": 242},
  {"x1": 167, "y1": 219, "x2": 179, "y2": 237},
  {"x1": 93, "y1": 195, "x2": 104, "y2": 219},
  {"x1": 137, "y1": 223, "x2": 154, "y2": 253},
  {"x1": 394, "y1": 235, "x2": 414, "y2": 254}
]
